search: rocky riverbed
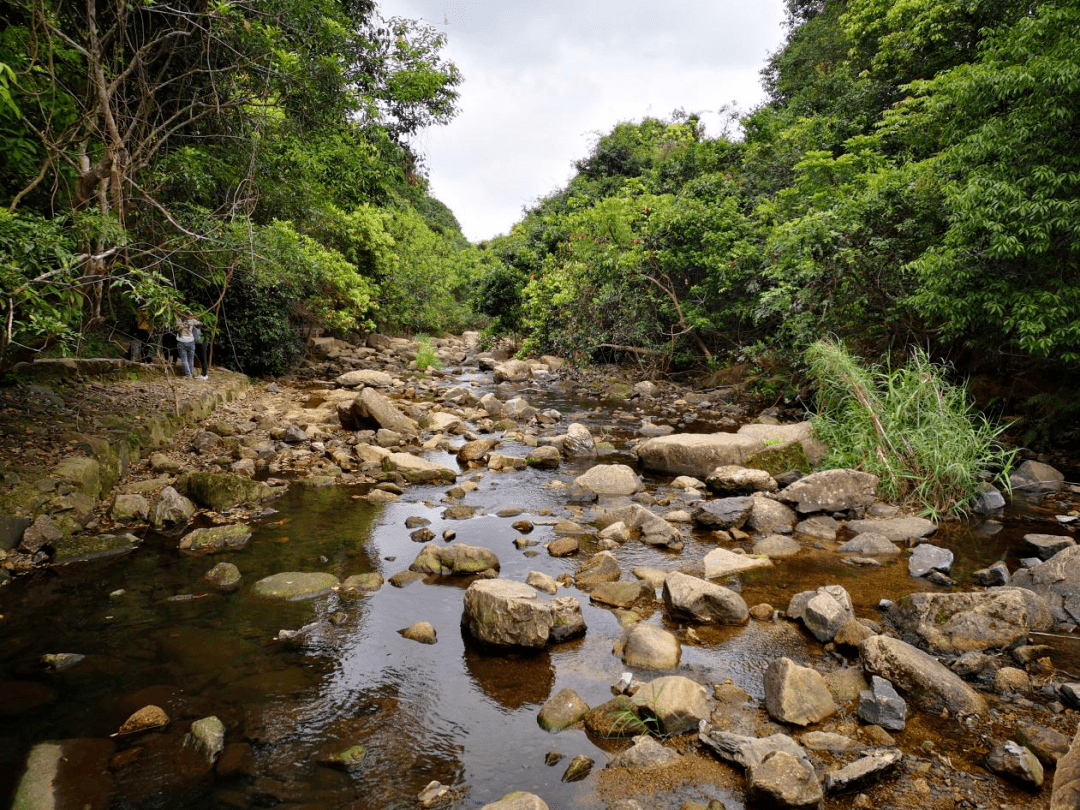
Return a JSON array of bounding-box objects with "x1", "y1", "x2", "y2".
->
[{"x1": 2, "y1": 333, "x2": 1080, "y2": 810}]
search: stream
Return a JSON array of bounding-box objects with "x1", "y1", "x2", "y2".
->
[{"x1": 1, "y1": 359, "x2": 1078, "y2": 809}]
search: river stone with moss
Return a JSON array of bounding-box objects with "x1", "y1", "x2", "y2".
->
[
  {"x1": 52, "y1": 532, "x2": 140, "y2": 564},
  {"x1": 177, "y1": 471, "x2": 284, "y2": 511},
  {"x1": 179, "y1": 523, "x2": 252, "y2": 554},
  {"x1": 410, "y1": 543, "x2": 499, "y2": 576},
  {"x1": 252, "y1": 572, "x2": 339, "y2": 601}
]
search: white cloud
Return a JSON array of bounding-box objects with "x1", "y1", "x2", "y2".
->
[{"x1": 377, "y1": 0, "x2": 788, "y2": 241}]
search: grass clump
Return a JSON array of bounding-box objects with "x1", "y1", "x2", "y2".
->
[
  {"x1": 413, "y1": 334, "x2": 443, "y2": 373},
  {"x1": 805, "y1": 338, "x2": 1014, "y2": 518}
]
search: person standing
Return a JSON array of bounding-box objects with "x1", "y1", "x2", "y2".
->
[
  {"x1": 193, "y1": 323, "x2": 209, "y2": 380},
  {"x1": 175, "y1": 315, "x2": 201, "y2": 378}
]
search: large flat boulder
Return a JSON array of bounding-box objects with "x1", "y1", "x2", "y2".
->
[
  {"x1": 663, "y1": 571, "x2": 749, "y2": 625},
  {"x1": 887, "y1": 588, "x2": 1054, "y2": 653},
  {"x1": 778, "y1": 469, "x2": 879, "y2": 514},
  {"x1": 703, "y1": 547, "x2": 772, "y2": 579},
  {"x1": 846, "y1": 516, "x2": 937, "y2": 543},
  {"x1": 411, "y1": 543, "x2": 500, "y2": 577},
  {"x1": 636, "y1": 433, "x2": 763, "y2": 477},
  {"x1": 737, "y1": 422, "x2": 828, "y2": 467},
  {"x1": 461, "y1": 579, "x2": 584, "y2": 649},
  {"x1": 383, "y1": 452, "x2": 457, "y2": 484},
  {"x1": 572, "y1": 464, "x2": 643, "y2": 497}
]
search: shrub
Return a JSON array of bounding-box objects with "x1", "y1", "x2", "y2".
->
[{"x1": 805, "y1": 338, "x2": 1014, "y2": 518}]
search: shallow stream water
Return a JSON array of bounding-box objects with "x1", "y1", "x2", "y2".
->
[{"x1": 1, "y1": 364, "x2": 1077, "y2": 809}]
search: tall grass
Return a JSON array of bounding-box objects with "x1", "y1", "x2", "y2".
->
[
  {"x1": 413, "y1": 334, "x2": 443, "y2": 373},
  {"x1": 805, "y1": 339, "x2": 1014, "y2": 518}
]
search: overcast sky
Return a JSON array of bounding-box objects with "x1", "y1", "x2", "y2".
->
[{"x1": 376, "y1": 1, "x2": 789, "y2": 242}]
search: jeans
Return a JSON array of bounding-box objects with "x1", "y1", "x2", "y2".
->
[{"x1": 177, "y1": 339, "x2": 196, "y2": 376}]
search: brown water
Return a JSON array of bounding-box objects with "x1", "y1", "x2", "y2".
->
[{"x1": 0, "y1": 368, "x2": 1077, "y2": 809}]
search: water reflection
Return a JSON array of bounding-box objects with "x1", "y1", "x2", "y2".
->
[{"x1": 461, "y1": 636, "x2": 555, "y2": 710}]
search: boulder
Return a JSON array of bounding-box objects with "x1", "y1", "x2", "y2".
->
[
  {"x1": 478, "y1": 793, "x2": 549, "y2": 810},
  {"x1": 461, "y1": 579, "x2": 584, "y2": 649},
  {"x1": 764, "y1": 657, "x2": 838, "y2": 726},
  {"x1": 410, "y1": 543, "x2": 500, "y2": 577},
  {"x1": 457, "y1": 437, "x2": 500, "y2": 463},
  {"x1": 857, "y1": 676, "x2": 907, "y2": 731},
  {"x1": 691, "y1": 497, "x2": 754, "y2": 529},
  {"x1": 203, "y1": 562, "x2": 241, "y2": 592},
  {"x1": 9, "y1": 738, "x2": 115, "y2": 810},
  {"x1": 703, "y1": 547, "x2": 772, "y2": 579},
  {"x1": 860, "y1": 635, "x2": 987, "y2": 715},
  {"x1": 584, "y1": 696, "x2": 652, "y2": 738},
  {"x1": 635, "y1": 675, "x2": 712, "y2": 735},
  {"x1": 561, "y1": 423, "x2": 597, "y2": 457},
  {"x1": 252, "y1": 572, "x2": 339, "y2": 601},
  {"x1": 835, "y1": 533, "x2": 901, "y2": 556},
  {"x1": 636, "y1": 433, "x2": 763, "y2": 477},
  {"x1": 400, "y1": 621, "x2": 437, "y2": 644},
  {"x1": 575, "y1": 551, "x2": 621, "y2": 588},
  {"x1": 699, "y1": 729, "x2": 813, "y2": 770},
  {"x1": 748, "y1": 496, "x2": 797, "y2": 534},
  {"x1": 178, "y1": 523, "x2": 252, "y2": 555},
  {"x1": 339, "y1": 387, "x2": 419, "y2": 434},
  {"x1": 525, "y1": 446, "x2": 561, "y2": 469},
  {"x1": 537, "y1": 688, "x2": 589, "y2": 732},
  {"x1": 622, "y1": 623, "x2": 681, "y2": 670},
  {"x1": 110, "y1": 493, "x2": 149, "y2": 523},
  {"x1": 777, "y1": 469, "x2": 878, "y2": 513},
  {"x1": 492, "y1": 359, "x2": 531, "y2": 382},
  {"x1": 383, "y1": 452, "x2": 457, "y2": 484},
  {"x1": 705, "y1": 465, "x2": 778, "y2": 494},
  {"x1": 753, "y1": 534, "x2": 802, "y2": 558},
  {"x1": 502, "y1": 397, "x2": 536, "y2": 420},
  {"x1": 188, "y1": 716, "x2": 225, "y2": 764},
  {"x1": 1052, "y1": 723, "x2": 1080, "y2": 809},
  {"x1": 176, "y1": 471, "x2": 282, "y2": 512},
  {"x1": 823, "y1": 749, "x2": 903, "y2": 794},
  {"x1": 986, "y1": 741, "x2": 1044, "y2": 788},
  {"x1": 747, "y1": 750, "x2": 824, "y2": 809},
  {"x1": 149, "y1": 486, "x2": 196, "y2": 529},
  {"x1": 600, "y1": 503, "x2": 684, "y2": 549},
  {"x1": 335, "y1": 369, "x2": 393, "y2": 388},
  {"x1": 908, "y1": 543, "x2": 954, "y2": 577},
  {"x1": 1024, "y1": 534, "x2": 1076, "y2": 560},
  {"x1": 663, "y1": 571, "x2": 749, "y2": 625},
  {"x1": 590, "y1": 580, "x2": 652, "y2": 609},
  {"x1": 886, "y1": 588, "x2": 1054, "y2": 654},
  {"x1": 1011, "y1": 546, "x2": 1080, "y2": 624},
  {"x1": 1011, "y1": 460, "x2": 1065, "y2": 494},
  {"x1": 572, "y1": 464, "x2": 643, "y2": 497}
]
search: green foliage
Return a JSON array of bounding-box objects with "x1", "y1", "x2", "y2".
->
[
  {"x1": 413, "y1": 334, "x2": 442, "y2": 372},
  {"x1": 805, "y1": 339, "x2": 1014, "y2": 517}
]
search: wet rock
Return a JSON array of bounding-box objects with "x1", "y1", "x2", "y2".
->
[
  {"x1": 974, "y1": 484, "x2": 1007, "y2": 514},
  {"x1": 547, "y1": 536, "x2": 580, "y2": 557},
  {"x1": 575, "y1": 550, "x2": 621, "y2": 588},
  {"x1": 52, "y1": 532, "x2": 139, "y2": 564},
  {"x1": 526, "y1": 445, "x2": 561, "y2": 468},
  {"x1": 994, "y1": 666, "x2": 1031, "y2": 694},
  {"x1": 384, "y1": 452, "x2": 457, "y2": 484},
  {"x1": 836, "y1": 532, "x2": 901, "y2": 555},
  {"x1": 478, "y1": 791, "x2": 550, "y2": 810},
  {"x1": 691, "y1": 496, "x2": 754, "y2": 529},
  {"x1": 203, "y1": 562, "x2": 241, "y2": 592},
  {"x1": 706, "y1": 465, "x2": 778, "y2": 494},
  {"x1": 1011, "y1": 460, "x2": 1065, "y2": 494},
  {"x1": 633, "y1": 567, "x2": 668, "y2": 591},
  {"x1": 608, "y1": 735, "x2": 681, "y2": 769},
  {"x1": 411, "y1": 543, "x2": 500, "y2": 577},
  {"x1": 339, "y1": 387, "x2": 419, "y2": 434},
  {"x1": 478, "y1": 392, "x2": 504, "y2": 417},
  {"x1": 846, "y1": 516, "x2": 937, "y2": 544},
  {"x1": 1019, "y1": 724, "x2": 1071, "y2": 767},
  {"x1": 860, "y1": 634, "x2": 987, "y2": 715},
  {"x1": 187, "y1": 716, "x2": 225, "y2": 764},
  {"x1": 886, "y1": 588, "x2": 1053, "y2": 653},
  {"x1": 573, "y1": 464, "x2": 643, "y2": 497},
  {"x1": 622, "y1": 623, "x2": 681, "y2": 670},
  {"x1": 753, "y1": 534, "x2": 802, "y2": 558},
  {"x1": 176, "y1": 471, "x2": 283, "y2": 512},
  {"x1": 9, "y1": 738, "x2": 115, "y2": 810},
  {"x1": 119, "y1": 704, "x2": 170, "y2": 735},
  {"x1": 764, "y1": 657, "x2": 838, "y2": 726},
  {"x1": 663, "y1": 570, "x2": 749, "y2": 626},
  {"x1": 410, "y1": 527, "x2": 436, "y2": 542},
  {"x1": 800, "y1": 731, "x2": 863, "y2": 754},
  {"x1": 746, "y1": 749, "x2": 823, "y2": 809},
  {"x1": 700, "y1": 728, "x2": 812, "y2": 771},
  {"x1": 252, "y1": 572, "x2": 339, "y2": 601},
  {"x1": 703, "y1": 547, "x2": 772, "y2": 579},
  {"x1": 796, "y1": 515, "x2": 839, "y2": 541},
  {"x1": 493, "y1": 359, "x2": 531, "y2": 382},
  {"x1": 488, "y1": 452, "x2": 528, "y2": 471},
  {"x1": 526, "y1": 571, "x2": 558, "y2": 594},
  {"x1": 857, "y1": 676, "x2": 907, "y2": 731},
  {"x1": 636, "y1": 675, "x2": 712, "y2": 735},
  {"x1": 178, "y1": 523, "x2": 252, "y2": 554},
  {"x1": 973, "y1": 561, "x2": 1010, "y2": 586},
  {"x1": 149, "y1": 485, "x2": 196, "y2": 529},
  {"x1": 461, "y1": 579, "x2": 584, "y2": 649},
  {"x1": 908, "y1": 543, "x2": 954, "y2": 577},
  {"x1": 41, "y1": 653, "x2": 85, "y2": 671},
  {"x1": 636, "y1": 433, "x2": 763, "y2": 477},
  {"x1": 777, "y1": 469, "x2": 879, "y2": 514},
  {"x1": 502, "y1": 397, "x2": 536, "y2": 420},
  {"x1": 561, "y1": 423, "x2": 597, "y2": 457},
  {"x1": 1011, "y1": 546, "x2": 1080, "y2": 624},
  {"x1": 748, "y1": 495, "x2": 797, "y2": 534},
  {"x1": 457, "y1": 436, "x2": 500, "y2": 463},
  {"x1": 1024, "y1": 533, "x2": 1076, "y2": 560},
  {"x1": 537, "y1": 687, "x2": 589, "y2": 731},
  {"x1": 400, "y1": 621, "x2": 437, "y2": 644},
  {"x1": 788, "y1": 585, "x2": 855, "y2": 643},
  {"x1": 561, "y1": 753, "x2": 594, "y2": 782},
  {"x1": 591, "y1": 580, "x2": 652, "y2": 608},
  {"x1": 340, "y1": 573, "x2": 384, "y2": 595},
  {"x1": 601, "y1": 503, "x2": 684, "y2": 549},
  {"x1": 823, "y1": 749, "x2": 903, "y2": 794},
  {"x1": 986, "y1": 740, "x2": 1044, "y2": 788},
  {"x1": 600, "y1": 521, "x2": 631, "y2": 543}
]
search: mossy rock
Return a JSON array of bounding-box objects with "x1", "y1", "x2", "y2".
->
[
  {"x1": 742, "y1": 441, "x2": 811, "y2": 477},
  {"x1": 52, "y1": 532, "x2": 140, "y2": 564},
  {"x1": 252, "y1": 571, "x2": 339, "y2": 601},
  {"x1": 583, "y1": 695, "x2": 651, "y2": 738},
  {"x1": 179, "y1": 523, "x2": 252, "y2": 554},
  {"x1": 177, "y1": 471, "x2": 285, "y2": 511}
]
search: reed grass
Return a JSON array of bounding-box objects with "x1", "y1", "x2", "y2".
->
[{"x1": 805, "y1": 338, "x2": 1014, "y2": 518}]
